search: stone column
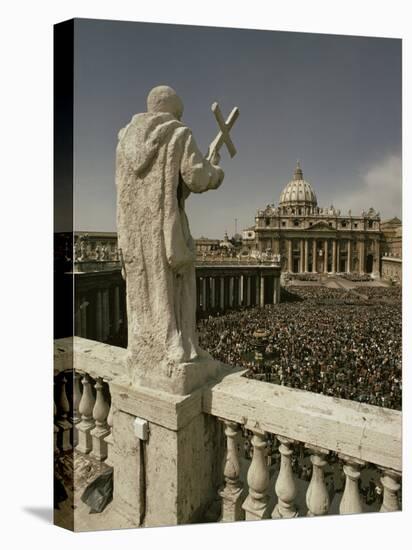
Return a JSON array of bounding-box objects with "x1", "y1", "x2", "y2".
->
[
  {"x1": 312, "y1": 240, "x2": 317, "y2": 273},
  {"x1": 102, "y1": 289, "x2": 110, "y2": 341},
  {"x1": 113, "y1": 285, "x2": 120, "y2": 334},
  {"x1": 324, "y1": 240, "x2": 328, "y2": 273},
  {"x1": 246, "y1": 276, "x2": 251, "y2": 306},
  {"x1": 205, "y1": 277, "x2": 211, "y2": 312},
  {"x1": 359, "y1": 240, "x2": 365, "y2": 274},
  {"x1": 255, "y1": 276, "x2": 260, "y2": 306},
  {"x1": 287, "y1": 240, "x2": 293, "y2": 272},
  {"x1": 229, "y1": 277, "x2": 234, "y2": 308},
  {"x1": 373, "y1": 239, "x2": 381, "y2": 276},
  {"x1": 75, "y1": 297, "x2": 81, "y2": 336},
  {"x1": 210, "y1": 277, "x2": 216, "y2": 309},
  {"x1": 220, "y1": 277, "x2": 225, "y2": 310},
  {"x1": 300, "y1": 239, "x2": 304, "y2": 273},
  {"x1": 332, "y1": 240, "x2": 337, "y2": 274},
  {"x1": 347, "y1": 240, "x2": 352, "y2": 273},
  {"x1": 276, "y1": 275, "x2": 281, "y2": 304},
  {"x1": 96, "y1": 290, "x2": 103, "y2": 341},
  {"x1": 202, "y1": 278, "x2": 207, "y2": 312},
  {"x1": 273, "y1": 275, "x2": 280, "y2": 304},
  {"x1": 196, "y1": 277, "x2": 201, "y2": 310},
  {"x1": 336, "y1": 241, "x2": 341, "y2": 273},
  {"x1": 260, "y1": 276, "x2": 265, "y2": 307},
  {"x1": 304, "y1": 239, "x2": 309, "y2": 272},
  {"x1": 240, "y1": 276, "x2": 244, "y2": 306},
  {"x1": 80, "y1": 298, "x2": 88, "y2": 337},
  {"x1": 233, "y1": 277, "x2": 239, "y2": 307}
]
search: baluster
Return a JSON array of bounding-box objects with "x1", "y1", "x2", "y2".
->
[
  {"x1": 76, "y1": 373, "x2": 96, "y2": 454},
  {"x1": 219, "y1": 419, "x2": 244, "y2": 522},
  {"x1": 305, "y1": 444, "x2": 330, "y2": 516},
  {"x1": 272, "y1": 436, "x2": 298, "y2": 518},
  {"x1": 338, "y1": 454, "x2": 365, "y2": 514},
  {"x1": 56, "y1": 374, "x2": 72, "y2": 452},
  {"x1": 104, "y1": 400, "x2": 115, "y2": 468},
  {"x1": 71, "y1": 370, "x2": 82, "y2": 447},
  {"x1": 242, "y1": 429, "x2": 270, "y2": 520},
  {"x1": 90, "y1": 378, "x2": 110, "y2": 460},
  {"x1": 379, "y1": 469, "x2": 401, "y2": 512}
]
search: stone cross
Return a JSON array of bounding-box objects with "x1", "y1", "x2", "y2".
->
[{"x1": 207, "y1": 102, "x2": 239, "y2": 161}]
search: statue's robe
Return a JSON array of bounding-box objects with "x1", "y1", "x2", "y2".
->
[{"x1": 116, "y1": 112, "x2": 222, "y2": 385}]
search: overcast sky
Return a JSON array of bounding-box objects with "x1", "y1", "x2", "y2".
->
[{"x1": 73, "y1": 19, "x2": 401, "y2": 238}]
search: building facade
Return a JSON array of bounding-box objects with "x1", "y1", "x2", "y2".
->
[
  {"x1": 381, "y1": 217, "x2": 402, "y2": 284},
  {"x1": 244, "y1": 162, "x2": 382, "y2": 277}
]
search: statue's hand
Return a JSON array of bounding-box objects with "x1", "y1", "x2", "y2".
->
[
  {"x1": 209, "y1": 166, "x2": 224, "y2": 189},
  {"x1": 209, "y1": 149, "x2": 221, "y2": 166}
]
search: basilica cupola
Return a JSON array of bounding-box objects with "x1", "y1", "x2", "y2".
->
[{"x1": 279, "y1": 162, "x2": 318, "y2": 210}]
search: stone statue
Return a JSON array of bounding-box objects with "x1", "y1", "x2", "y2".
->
[
  {"x1": 101, "y1": 244, "x2": 108, "y2": 260},
  {"x1": 116, "y1": 85, "x2": 237, "y2": 393}
]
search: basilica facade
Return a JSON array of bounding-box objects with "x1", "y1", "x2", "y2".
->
[{"x1": 244, "y1": 162, "x2": 382, "y2": 277}]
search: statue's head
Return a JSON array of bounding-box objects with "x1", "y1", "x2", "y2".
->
[{"x1": 147, "y1": 85, "x2": 183, "y2": 120}]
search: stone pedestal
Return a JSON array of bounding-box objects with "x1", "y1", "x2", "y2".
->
[
  {"x1": 129, "y1": 354, "x2": 221, "y2": 396},
  {"x1": 110, "y1": 376, "x2": 224, "y2": 527}
]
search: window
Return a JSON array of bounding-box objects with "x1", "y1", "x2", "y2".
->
[
  {"x1": 368, "y1": 220, "x2": 373, "y2": 228},
  {"x1": 329, "y1": 222, "x2": 332, "y2": 227},
  {"x1": 282, "y1": 221, "x2": 286, "y2": 227},
  {"x1": 354, "y1": 223, "x2": 358, "y2": 228},
  {"x1": 309, "y1": 222, "x2": 313, "y2": 226},
  {"x1": 293, "y1": 220, "x2": 299, "y2": 227},
  {"x1": 265, "y1": 218, "x2": 270, "y2": 226},
  {"x1": 341, "y1": 221, "x2": 347, "y2": 228}
]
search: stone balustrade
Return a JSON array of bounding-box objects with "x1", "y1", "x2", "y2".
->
[
  {"x1": 54, "y1": 338, "x2": 402, "y2": 527},
  {"x1": 54, "y1": 338, "x2": 126, "y2": 463},
  {"x1": 204, "y1": 368, "x2": 402, "y2": 519}
]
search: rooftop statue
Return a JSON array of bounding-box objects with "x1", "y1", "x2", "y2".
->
[{"x1": 116, "y1": 85, "x2": 239, "y2": 393}]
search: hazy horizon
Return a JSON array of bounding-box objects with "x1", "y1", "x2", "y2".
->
[{"x1": 73, "y1": 19, "x2": 402, "y2": 238}]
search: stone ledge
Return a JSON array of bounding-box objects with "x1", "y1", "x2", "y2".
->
[
  {"x1": 203, "y1": 370, "x2": 401, "y2": 471},
  {"x1": 54, "y1": 337, "x2": 127, "y2": 381}
]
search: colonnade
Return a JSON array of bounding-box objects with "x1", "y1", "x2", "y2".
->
[
  {"x1": 74, "y1": 267, "x2": 281, "y2": 343},
  {"x1": 284, "y1": 237, "x2": 378, "y2": 275},
  {"x1": 196, "y1": 271, "x2": 281, "y2": 314},
  {"x1": 75, "y1": 279, "x2": 125, "y2": 343}
]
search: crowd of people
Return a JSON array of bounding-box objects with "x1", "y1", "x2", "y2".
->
[{"x1": 197, "y1": 286, "x2": 402, "y2": 410}]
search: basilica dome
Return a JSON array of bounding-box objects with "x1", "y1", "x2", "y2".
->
[{"x1": 279, "y1": 162, "x2": 318, "y2": 209}]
